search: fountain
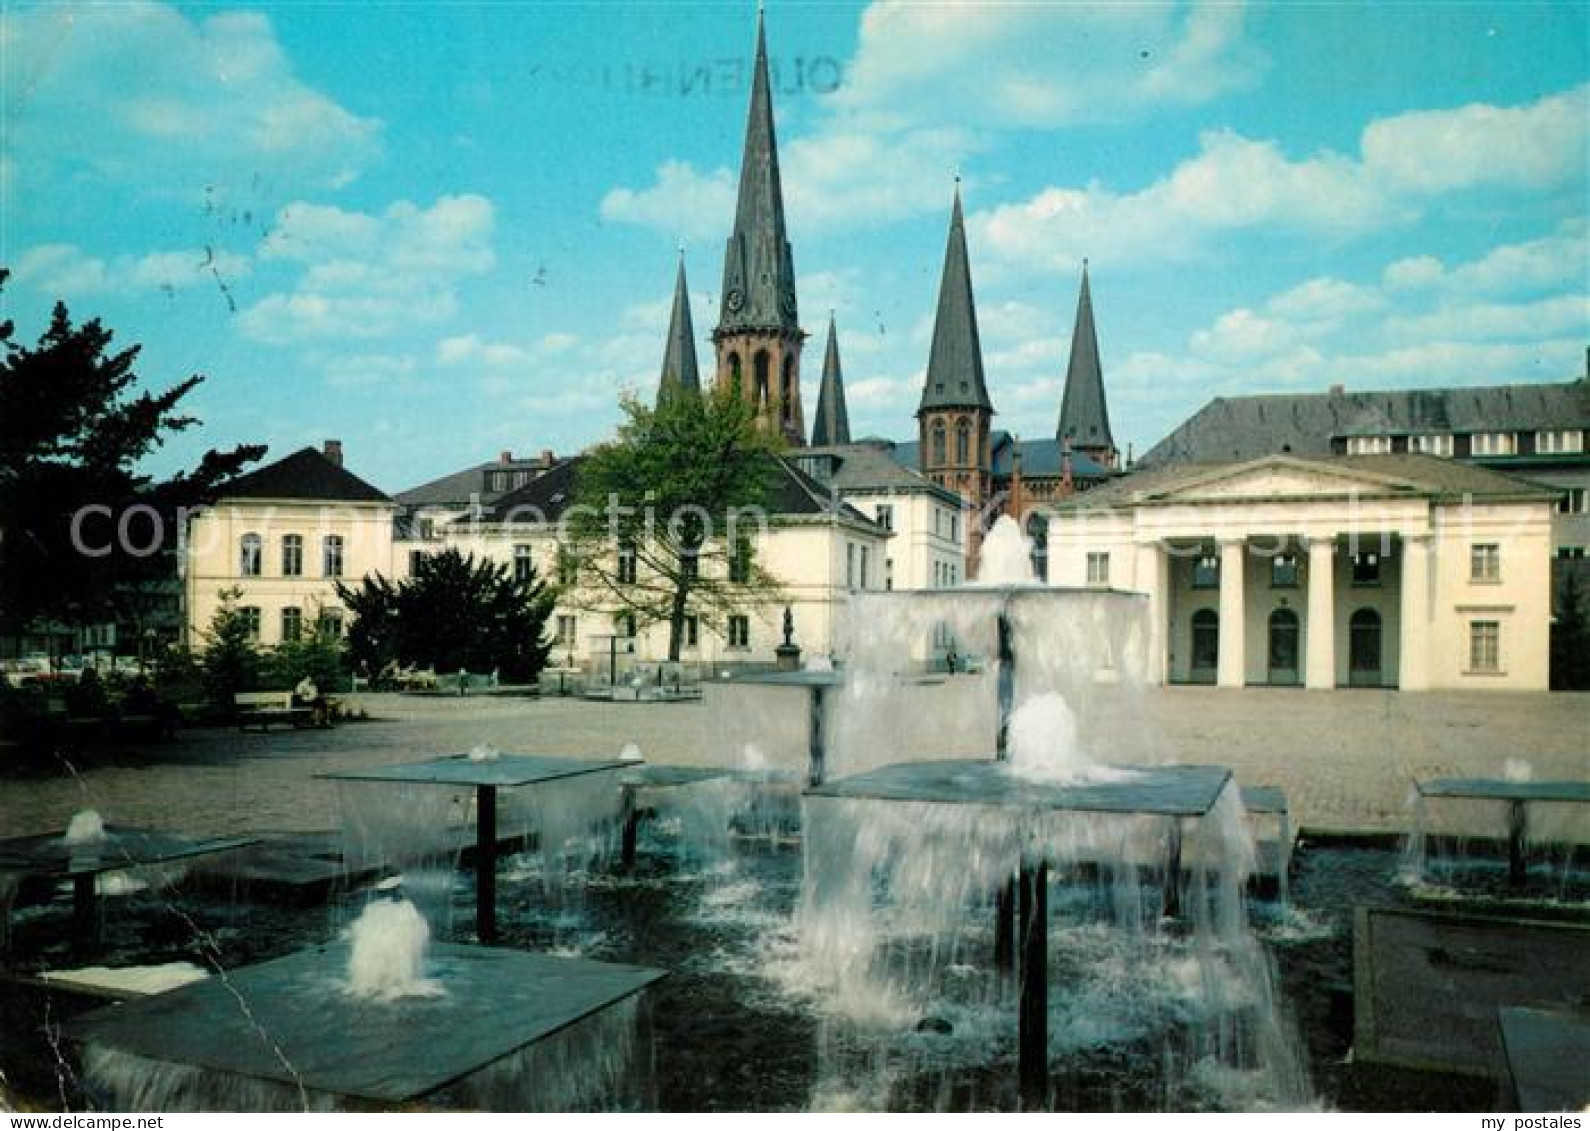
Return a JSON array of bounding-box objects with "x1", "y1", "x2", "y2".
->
[
  {"x1": 790, "y1": 517, "x2": 1310, "y2": 1109},
  {"x1": 69, "y1": 895, "x2": 667, "y2": 1111}
]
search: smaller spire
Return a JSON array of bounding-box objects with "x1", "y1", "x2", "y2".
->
[
  {"x1": 657, "y1": 257, "x2": 701, "y2": 406},
  {"x1": 811, "y1": 314, "x2": 851, "y2": 446}
]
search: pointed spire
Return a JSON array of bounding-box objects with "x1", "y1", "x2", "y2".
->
[
  {"x1": 811, "y1": 314, "x2": 851, "y2": 446},
  {"x1": 918, "y1": 184, "x2": 993, "y2": 415},
  {"x1": 657, "y1": 255, "x2": 700, "y2": 406},
  {"x1": 1056, "y1": 260, "x2": 1115, "y2": 459},
  {"x1": 716, "y1": 8, "x2": 799, "y2": 335}
]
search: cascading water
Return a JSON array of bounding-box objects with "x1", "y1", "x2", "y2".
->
[{"x1": 788, "y1": 516, "x2": 1312, "y2": 1110}]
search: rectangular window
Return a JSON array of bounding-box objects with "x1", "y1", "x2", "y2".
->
[
  {"x1": 514, "y1": 544, "x2": 533, "y2": 582},
  {"x1": 409, "y1": 550, "x2": 427, "y2": 576},
  {"x1": 615, "y1": 611, "x2": 636, "y2": 638},
  {"x1": 1411, "y1": 434, "x2": 1453, "y2": 457},
  {"x1": 1346, "y1": 436, "x2": 1392, "y2": 455},
  {"x1": 1537, "y1": 430, "x2": 1585, "y2": 455},
  {"x1": 885, "y1": 559, "x2": 894, "y2": 591},
  {"x1": 860, "y1": 547, "x2": 871, "y2": 589},
  {"x1": 950, "y1": 513, "x2": 960, "y2": 542},
  {"x1": 319, "y1": 609, "x2": 344, "y2": 640},
  {"x1": 616, "y1": 545, "x2": 638, "y2": 585},
  {"x1": 322, "y1": 535, "x2": 344, "y2": 578},
  {"x1": 1470, "y1": 432, "x2": 1517, "y2": 456},
  {"x1": 1270, "y1": 554, "x2": 1299, "y2": 588},
  {"x1": 557, "y1": 548, "x2": 579, "y2": 586},
  {"x1": 875, "y1": 504, "x2": 893, "y2": 531},
  {"x1": 1351, "y1": 551, "x2": 1381, "y2": 586},
  {"x1": 1086, "y1": 552, "x2": 1110, "y2": 586},
  {"x1": 281, "y1": 607, "x2": 302, "y2": 643},
  {"x1": 1470, "y1": 543, "x2": 1500, "y2": 583},
  {"x1": 1192, "y1": 555, "x2": 1219, "y2": 589},
  {"x1": 1557, "y1": 546, "x2": 1587, "y2": 561},
  {"x1": 729, "y1": 538, "x2": 752, "y2": 584},
  {"x1": 1469, "y1": 621, "x2": 1500, "y2": 673},
  {"x1": 240, "y1": 534, "x2": 262, "y2": 577},
  {"x1": 683, "y1": 615, "x2": 699, "y2": 648},
  {"x1": 727, "y1": 614, "x2": 750, "y2": 648},
  {"x1": 846, "y1": 543, "x2": 856, "y2": 589},
  {"x1": 281, "y1": 534, "x2": 303, "y2": 577},
  {"x1": 1559, "y1": 488, "x2": 1589, "y2": 515},
  {"x1": 555, "y1": 614, "x2": 577, "y2": 646},
  {"x1": 241, "y1": 606, "x2": 261, "y2": 642}
]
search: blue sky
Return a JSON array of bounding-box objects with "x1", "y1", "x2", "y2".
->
[{"x1": 4, "y1": 1, "x2": 1586, "y2": 491}]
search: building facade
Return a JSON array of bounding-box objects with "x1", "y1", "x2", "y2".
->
[{"x1": 1046, "y1": 454, "x2": 1558, "y2": 691}]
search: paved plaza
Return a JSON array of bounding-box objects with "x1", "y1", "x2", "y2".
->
[{"x1": 0, "y1": 689, "x2": 1584, "y2": 840}]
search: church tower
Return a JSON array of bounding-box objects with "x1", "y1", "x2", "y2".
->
[
  {"x1": 810, "y1": 314, "x2": 851, "y2": 446},
  {"x1": 656, "y1": 254, "x2": 700, "y2": 407},
  {"x1": 1056, "y1": 261, "x2": 1117, "y2": 468},
  {"x1": 713, "y1": 10, "x2": 806, "y2": 445},
  {"x1": 918, "y1": 185, "x2": 995, "y2": 528}
]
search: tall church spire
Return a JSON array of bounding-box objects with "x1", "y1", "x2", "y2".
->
[
  {"x1": 918, "y1": 184, "x2": 993, "y2": 415},
  {"x1": 1056, "y1": 260, "x2": 1115, "y2": 466},
  {"x1": 712, "y1": 8, "x2": 807, "y2": 445},
  {"x1": 716, "y1": 8, "x2": 798, "y2": 337},
  {"x1": 657, "y1": 255, "x2": 700, "y2": 406},
  {"x1": 811, "y1": 314, "x2": 851, "y2": 446}
]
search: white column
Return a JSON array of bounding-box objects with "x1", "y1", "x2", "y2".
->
[
  {"x1": 1399, "y1": 533, "x2": 1431, "y2": 690},
  {"x1": 1306, "y1": 536, "x2": 1336, "y2": 690},
  {"x1": 1135, "y1": 540, "x2": 1170, "y2": 685},
  {"x1": 1217, "y1": 537, "x2": 1246, "y2": 688}
]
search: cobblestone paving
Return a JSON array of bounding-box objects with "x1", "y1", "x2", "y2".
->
[{"x1": 0, "y1": 689, "x2": 1584, "y2": 838}]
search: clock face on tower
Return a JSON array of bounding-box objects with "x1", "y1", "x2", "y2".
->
[{"x1": 726, "y1": 289, "x2": 744, "y2": 313}]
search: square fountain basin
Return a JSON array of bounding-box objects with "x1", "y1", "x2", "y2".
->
[
  {"x1": 1414, "y1": 778, "x2": 1590, "y2": 804},
  {"x1": 0, "y1": 827, "x2": 257, "y2": 879},
  {"x1": 618, "y1": 765, "x2": 754, "y2": 790},
  {"x1": 69, "y1": 943, "x2": 666, "y2": 1104},
  {"x1": 321, "y1": 754, "x2": 629, "y2": 790},
  {"x1": 806, "y1": 759, "x2": 1232, "y2": 817}
]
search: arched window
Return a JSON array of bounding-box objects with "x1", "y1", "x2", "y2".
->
[
  {"x1": 1349, "y1": 608, "x2": 1382, "y2": 685},
  {"x1": 240, "y1": 533, "x2": 262, "y2": 577},
  {"x1": 780, "y1": 354, "x2": 795, "y2": 425},
  {"x1": 753, "y1": 350, "x2": 771, "y2": 407},
  {"x1": 728, "y1": 352, "x2": 743, "y2": 390},
  {"x1": 932, "y1": 421, "x2": 947, "y2": 466},
  {"x1": 956, "y1": 418, "x2": 971, "y2": 464}
]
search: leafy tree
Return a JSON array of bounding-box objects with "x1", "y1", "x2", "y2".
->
[
  {"x1": 200, "y1": 587, "x2": 259, "y2": 710},
  {"x1": 0, "y1": 273, "x2": 263, "y2": 641},
  {"x1": 338, "y1": 548, "x2": 554, "y2": 684},
  {"x1": 260, "y1": 628, "x2": 346, "y2": 694},
  {"x1": 568, "y1": 385, "x2": 786, "y2": 660},
  {"x1": 1550, "y1": 568, "x2": 1590, "y2": 691}
]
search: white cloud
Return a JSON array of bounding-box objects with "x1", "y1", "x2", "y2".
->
[
  {"x1": 240, "y1": 195, "x2": 496, "y2": 345},
  {"x1": 600, "y1": 161, "x2": 735, "y2": 241},
  {"x1": 3, "y1": 2, "x2": 381, "y2": 195},
  {"x1": 972, "y1": 86, "x2": 1586, "y2": 270},
  {"x1": 12, "y1": 242, "x2": 250, "y2": 297}
]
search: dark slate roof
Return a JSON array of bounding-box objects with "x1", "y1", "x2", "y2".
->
[
  {"x1": 1142, "y1": 379, "x2": 1590, "y2": 467},
  {"x1": 716, "y1": 11, "x2": 799, "y2": 337},
  {"x1": 798, "y1": 442, "x2": 957, "y2": 499},
  {"x1": 810, "y1": 315, "x2": 851, "y2": 446},
  {"x1": 1057, "y1": 453, "x2": 1563, "y2": 510},
  {"x1": 657, "y1": 256, "x2": 701, "y2": 406},
  {"x1": 220, "y1": 447, "x2": 389, "y2": 504},
  {"x1": 477, "y1": 454, "x2": 881, "y2": 531},
  {"x1": 918, "y1": 188, "x2": 994, "y2": 414},
  {"x1": 396, "y1": 459, "x2": 557, "y2": 507},
  {"x1": 885, "y1": 434, "x2": 1109, "y2": 481},
  {"x1": 477, "y1": 458, "x2": 582, "y2": 523},
  {"x1": 1056, "y1": 263, "x2": 1114, "y2": 452}
]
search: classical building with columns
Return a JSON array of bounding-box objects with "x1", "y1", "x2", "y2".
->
[{"x1": 1045, "y1": 453, "x2": 1558, "y2": 690}]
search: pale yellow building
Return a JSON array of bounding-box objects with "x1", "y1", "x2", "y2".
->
[{"x1": 1045, "y1": 454, "x2": 1557, "y2": 691}]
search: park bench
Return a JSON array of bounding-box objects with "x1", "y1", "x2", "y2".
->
[{"x1": 233, "y1": 691, "x2": 312, "y2": 732}]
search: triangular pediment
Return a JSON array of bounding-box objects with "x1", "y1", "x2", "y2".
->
[{"x1": 1140, "y1": 456, "x2": 1428, "y2": 504}]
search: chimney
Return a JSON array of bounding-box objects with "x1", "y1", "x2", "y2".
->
[
  {"x1": 323, "y1": 440, "x2": 343, "y2": 467},
  {"x1": 1328, "y1": 384, "x2": 1345, "y2": 396},
  {"x1": 499, "y1": 450, "x2": 514, "y2": 465}
]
